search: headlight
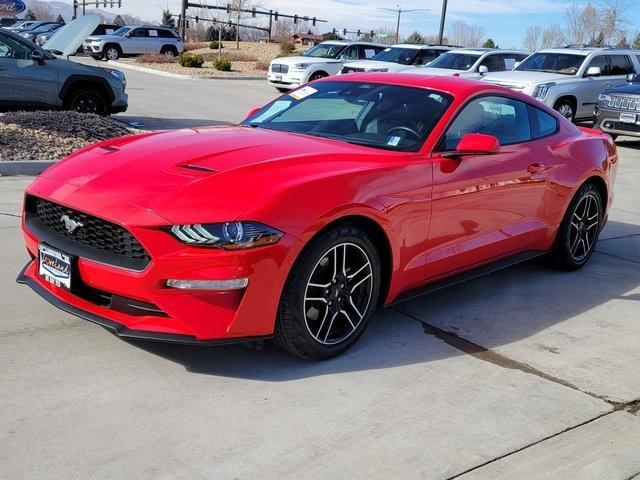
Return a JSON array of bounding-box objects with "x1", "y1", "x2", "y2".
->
[
  {"x1": 106, "y1": 68, "x2": 126, "y2": 86},
  {"x1": 598, "y1": 93, "x2": 612, "y2": 103},
  {"x1": 532, "y1": 82, "x2": 556, "y2": 100},
  {"x1": 170, "y1": 221, "x2": 283, "y2": 249},
  {"x1": 292, "y1": 63, "x2": 312, "y2": 70}
]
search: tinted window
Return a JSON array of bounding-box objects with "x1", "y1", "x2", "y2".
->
[
  {"x1": 303, "y1": 43, "x2": 344, "y2": 58},
  {"x1": 441, "y1": 96, "x2": 531, "y2": 150},
  {"x1": 361, "y1": 45, "x2": 380, "y2": 59},
  {"x1": 528, "y1": 106, "x2": 558, "y2": 139},
  {"x1": 500, "y1": 54, "x2": 527, "y2": 70},
  {"x1": 479, "y1": 54, "x2": 503, "y2": 72},
  {"x1": 609, "y1": 55, "x2": 633, "y2": 75},
  {"x1": 415, "y1": 49, "x2": 441, "y2": 66},
  {"x1": 245, "y1": 82, "x2": 452, "y2": 152},
  {"x1": 158, "y1": 29, "x2": 177, "y2": 38},
  {"x1": 428, "y1": 53, "x2": 482, "y2": 71},
  {"x1": 371, "y1": 47, "x2": 420, "y2": 65},
  {"x1": 0, "y1": 32, "x2": 32, "y2": 60},
  {"x1": 130, "y1": 28, "x2": 147, "y2": 38},
  {"x1": 516, "y1": 52, "x2": 584, "y2": 75},
  {"x1": 340, "y1": 45, "x2": 359, "y2": 60}
]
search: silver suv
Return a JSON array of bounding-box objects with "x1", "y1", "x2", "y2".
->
[
  {"x1": 0, "y1": 28, "x2": 127, "y2": 115},
  {"x1": 482, "y1": 46, "x2": 640, "y2": 121},
  {"x1": 83, "y1": 26, "x2": 184, "y2": 61}
]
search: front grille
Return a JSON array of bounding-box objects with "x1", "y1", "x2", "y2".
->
[
  {"x1": 607, "y1": 95, "x2": 640, "y2": 111},
  {"x1": 271, "y1": 63, "x2": 289, "y2": 73},
  {"x1": 25, "y1": 195, "x2": 151, "y2": 271}
]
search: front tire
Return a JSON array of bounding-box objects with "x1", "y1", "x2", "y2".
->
[
  {"x1": 274, "y1": 224, "x2": 381, "y2": 360},
  {"x1": 309, "y1": 71, "x2": 328, "y2": 82},
  {"x1": 552, "y1": 182, "x2": 603, "y2": 270},
  {"x1": 554, "y1": 98, "x2": 575, "y2": 122},
  {"x1": 103, "y1": 45, "x2": 121, "y2": 61},
  {"x1": 67, "y1": 89, "x2": 109, "y2": 116}
]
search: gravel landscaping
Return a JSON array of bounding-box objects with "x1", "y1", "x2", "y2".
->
[
  {"x1": 0, "y1": 111, "x2": 136, "y2": 161},
  {"x1": 119, "y1": 40, "x2": 305, "y2": 78}
]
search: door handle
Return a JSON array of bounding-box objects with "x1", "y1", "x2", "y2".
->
[{"x1": 527, "y1": 163, "x2": 546, "y2": 174}]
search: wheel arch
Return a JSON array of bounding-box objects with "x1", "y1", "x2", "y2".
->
[
  {"x1": 553, "y1": 94, "x2": 577, "y2": 113},
  {"x1": 583, "y1": 174, "x2": 608, "y2": 210},
  {"x1": 59, "y1": 75, "x2": 115, "y2": 104},
  {"x1": 309, "y1": 69, "x2": 329, "y2": 80}
]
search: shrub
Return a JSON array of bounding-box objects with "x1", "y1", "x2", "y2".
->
[
  {"x1": 214, "y1": 58, "x2": 232, "y2": 71},
  {"x1": 178, "y1": 52, "x2": 204, "y2": 68},
  {"x1": 209, "y1": 40, "x2": 222, "y2": 50},
  {"x1": 278, "y1": 38, "x2": 296, "y2": 55},
  {"x1": 136, "y1": 53, "x2": 176, "y2": 64},
  {"x1": 255, "y1": 60, "x2": 270, "y2": 71}
]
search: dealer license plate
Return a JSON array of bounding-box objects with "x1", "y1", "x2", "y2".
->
[
  {"x1": 38, "y1": 244, "x2": 72, "y2": 289},
  {"x1": 620, "y1": 113, "x2": 637, "y2": 124}
]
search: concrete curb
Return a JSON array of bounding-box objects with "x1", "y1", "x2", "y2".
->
[
  {"x1": 0, "y1": 160, "x2": 56, "y2": 176},
  {"x1": 107, "y1": 60, "x2": 265, "y2": 81}
]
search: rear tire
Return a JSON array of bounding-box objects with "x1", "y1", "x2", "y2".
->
[
  {"x1": 551, "y1": 182, "x2": 603, "y2": 270},
  {"x1": 160, "y1": 45, "x2": 178, "y2": 57},
  {"x1": 67, "y1": 89, "x2": 109, "y2": 116},
  {"x1": 274, "y1": 224, "x2": 381, "y2": 360},
  {"x1": 554, "y1": 98, "x2": 576, "y2": 122}
]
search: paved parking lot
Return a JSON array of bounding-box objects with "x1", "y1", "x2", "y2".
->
[{"x1": 1, "y1": 68, "x2": 639, "y2": 479}]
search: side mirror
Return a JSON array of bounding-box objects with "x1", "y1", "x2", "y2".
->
[
  {"x1": 585, "y1": 66, "x2": 601, "y2": 77},
  {"x1": 627, "y1": 73, "x2": 636, "y2": 83},
  {"x1": 244, "y1": 107, "x2": 261, "y2": 120},
  {"x1": 31, "y1": 50, "x2": 46, "y2": 65},
  {"x1": 478, "y1": 65, "x2": 489, "y2": 75},
  {"x1": 513, "y1": 61, "x2": 521, "y2": 69},
  {"x1": 443, "y1": 133, "x2": 500, "y2": 157}
]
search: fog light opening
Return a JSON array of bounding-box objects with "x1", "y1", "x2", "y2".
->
[{"x1": 166, "y1": 278, "x2": 249, "y2": 291}]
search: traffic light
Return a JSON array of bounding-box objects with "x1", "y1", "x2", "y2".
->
[
  {"x1": 251, "y1": 7, "x2": 256, "y2": 17},
  {"x1": 332, "y1": 28, "x2": 336, "y2": 34},
  {"x1": 312, "y1": 17, "x2": 316, "y2": 26},
  {"x1": 274, "y1": 11, "x2": 278, "y2": 21},
  {"x1": 293, "y1": 15, "x2": 298, "y2": 24},
  {"x1": 342, "y1": 28, "x2": 347, "y2": 35},
  {"x1": 195, "y1": 15, "x2": 199, "y2": 23},
  {"x1": 226, "y1": 3, "x2": 231, "y2": 13}
]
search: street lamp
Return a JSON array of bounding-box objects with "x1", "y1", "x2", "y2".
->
[{"x1": 378, "y1": 5, "x2": 429, "y2": 44}]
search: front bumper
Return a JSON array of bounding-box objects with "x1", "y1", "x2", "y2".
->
[
  {"x1": 267, "y1": 71, "x2": 306, "y2": 89},
  {"x1": 83, "y1": 43, "x2": 103, "y2": 54},
  {"x1": 593, "y1": 109, "x2": 640, "y2": 137},
  {"x1": 18, "y1": 180, "x2": 299, "y2": 344}
]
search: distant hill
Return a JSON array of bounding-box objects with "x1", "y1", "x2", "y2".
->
[{"x1": 19, "y1": 0, "x2": 146, "y2": 24}]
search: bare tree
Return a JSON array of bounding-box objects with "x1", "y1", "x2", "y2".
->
[
  {"x1": 446, "y1": 20, "x2": 485, "y2": 47},
  {"x1": 597, "y1": 0, "x2": 631, "y2": 43},
  {"x1": 542, "y1": 24, "x2": 566, "y2": 49},
  {"x1": 523, "y1": 25, "x2": 543, "y2": 52},
  {"x1": 28, "y1": 1, "x2": 55, "y2": 22},
  {"x1": 565, "y1": 2, "x2": 600, "y2": 45}
]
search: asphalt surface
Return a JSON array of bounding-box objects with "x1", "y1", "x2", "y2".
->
[{"x1": 1, "y1": 67, "x2": 640, "y2": 479}]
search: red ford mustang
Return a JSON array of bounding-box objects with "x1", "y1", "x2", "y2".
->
[{"x1": 18, "y1": 74, "x2": 618, "y2": 360}]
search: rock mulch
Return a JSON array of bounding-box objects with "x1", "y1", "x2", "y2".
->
[{"x1": 0, "y1": 111, "x2": 135, "y2": 161}]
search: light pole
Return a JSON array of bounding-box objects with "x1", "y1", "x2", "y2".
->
[
  {"x1": 438, "y1": 0, "x2": 448, "y2": 45},
  {"x1": 378, "y1": 6, "x2": 429, "y2": 43}
]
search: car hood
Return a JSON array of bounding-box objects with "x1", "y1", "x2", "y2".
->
[
  {"x1": 410, "y1": 67, "x2": 466, "y2": 76},
  {"x1": 38, "y1": 126, "x2": 383, "y2": 224},
  {"x1": 44, "y1": 15, "x2": 100, "y2": 57},
  {"x1": 85, "y1": 34, "x2": 123, "y2": 42},
  {"x1": 271, "y1": 56, "x2": 341, "y2": 65},
  {"x1": 482, "y1": 70, "x2": 573, "y2": 86}
]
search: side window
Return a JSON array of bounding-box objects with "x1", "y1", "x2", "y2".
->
[
  {"x1": 341, "y1": 46, "x2": 358, "y2": 60},
  {"x1": 500, "y1": 55, "x2": 523, "y2": 71},
  {"x1": 415, "y1": 49, "x2": 439, "y2": 66},
  {"x1": 361, "y1": 46, "x2": 377, "y2": 59},
  {"x1": 441, "y1": 96, "x2": 532, "y2": 150},
  {"x1": 609, "y1": 55, "x2": 633, "y2": 75},
  {"x1": 585, "y1": 55, "x2": 608, "y2": 75},
  {"x1": 131, "y1": 28, "x2": 147, "y2": 38},
  {"x1": 159, "y1": 29, "x2": 176, "y2": 38},
  {"x1": 479, "y1": 54, "x2": 503, "y2": 72},
  {"x1": 0, "y1": 32, "x2": 31, "y2": 60},
  {"x1": 528, "y1": 106, "x2": 558, "y2": 140}
]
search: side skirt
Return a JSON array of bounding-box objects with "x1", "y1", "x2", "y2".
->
[{"x1": 390, "y1": 250, "x2": 547, "y2": 305}]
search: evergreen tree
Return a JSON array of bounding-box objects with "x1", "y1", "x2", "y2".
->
[
  {"x1": 56, "y1": 14, "x2": 65, "y2": 24},
  {"x1": 322, "y1": 31, "x2": 343, "y2": 41},
  {"x1": 405, "y1": 31, "x2": 425, "y2": 44},
  {"x1": 161, "y1": 9, "x2": 175, "y2": 29},
  {"x1": 482, "y1": 38, "x2": 496, "y2": 48}
]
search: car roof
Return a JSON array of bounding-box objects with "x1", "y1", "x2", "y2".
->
[
  {"x1": 539, "y1": 47, "x2": 640, "y2": 56},
  {"x1": 391, "y1": 43, "x2": 453, "y2": 50},
  {"x1": 448, "y1": 48, "x2": 529, "y2": 55}
]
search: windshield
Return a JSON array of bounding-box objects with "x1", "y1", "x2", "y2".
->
[
  {"x1": 112, "y1": 27, "x2": 133, "y2": 37},
  {"x1": 243, "y1": 81, "x2": 451, "y2": 152},
  {"x1": 427, "y1": 53, "x2": 481, "y2": 71},
  {"x1": 371, "y1": 47, "x2": 420, "y2": 65},
  {"x1": 303, "y1": 43, "x2": 344, "y2": 59},
  {"x1": 16, "y1": 22, "x2": 40, "y2": 31},
  {"x1": 32, "y1": 24, "x2": 60, "y2": 33},
  {"x1": 515, "y1": 52, "x2": 585, "y2": 75}
]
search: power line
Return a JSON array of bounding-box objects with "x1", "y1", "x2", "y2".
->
[{"x1": 378, "y1": 6, "x2": 429, "y2": 43}]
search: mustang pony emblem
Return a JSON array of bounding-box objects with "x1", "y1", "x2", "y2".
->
[{"x1": 60, "y1": 214, "x2": 84, "y2": 233}]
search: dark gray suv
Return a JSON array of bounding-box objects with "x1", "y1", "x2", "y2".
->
[
  {"x1": 594, "y1": 74, "x2": 640, "y2": 140},
  {"x1": 0, "y1": 28, "x2": 127, "y2": 115}
]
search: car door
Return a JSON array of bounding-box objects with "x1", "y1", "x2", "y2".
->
[
  {"x1": 0, "y1": 31, "x2": 59, "y2": 107},
  {"x1": 426, "y1": 95, "x2": 551, "y2": 279},
  {"x1": 126, "y1": 28, "x2": 148, "y2": 54},
  {"x1": 579, "y1": 54, "x2": 611, "y2": 118}
]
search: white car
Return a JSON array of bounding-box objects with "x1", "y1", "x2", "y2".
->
[
  {"x1": 482, "y1": 47, "x2": 640, "y2": 121},
  {"x1": 410, "y1": 48, "x2": 529, "y2": 79},
  {"x1": 267, "y1": 41, "x2": 386, "y2": 92},
  {"x1": 340, "y1": 44, "x2": 455, "y2": 73}
]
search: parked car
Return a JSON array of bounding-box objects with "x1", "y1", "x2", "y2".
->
[
  {"x1": 18, "y1": 22, "x2": 62, "y2": 43},
  {"x1": 0, "y1": 18, "x2": 127, "y2": 115},
  {"x1": 267, "y1": 40, "x2": 387, "y2": 92},
  {"x1": 482, "y1": 46, "x2": 640, "y2": 121},
  {"x1": 1, "y1": 18, "x2": 25, "y2": 28},
  {"x1": 36, "y1": 23, "x2": 120, "y2": 47},
  {"x1": 340, "y1": 44, "x2": 456, "y2": 74},
  {"x1": 593, "y1": 73, "x2": 640, "y2": 140},
  {"x1": 83, "y1": 25, "x2": 183, "y2": 60},
  {"x1": 4, "y1": 20, "x2": 42, "y2": 31},
  {"x1": 410, "y1": 48, "x2": 529, "y2": 79},
  {"x1": 17, "y1": 74, "x2": 617, "y2": 360}
]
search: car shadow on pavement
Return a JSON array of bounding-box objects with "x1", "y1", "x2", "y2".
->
[
  {"x1": 128, "y1": 220, "x2": 640, "y2": 380},
  {"x1": 113, "y1": 116, "x2": 231, "y2": 130}
]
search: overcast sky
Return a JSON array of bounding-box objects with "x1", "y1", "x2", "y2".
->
[{"x1": 107, "y1": 0, "x2": 640, "y2": 48}]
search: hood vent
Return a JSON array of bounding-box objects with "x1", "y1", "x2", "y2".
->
[{"x1": 178, "y1": 164, "x2": 217, "y2": 173}]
